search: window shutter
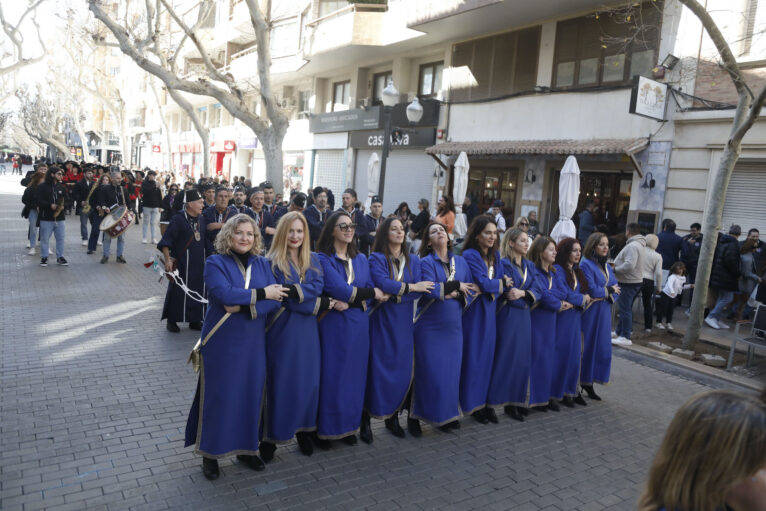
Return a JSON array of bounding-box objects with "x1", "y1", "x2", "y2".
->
[
  {"x1": 450, "y1": 41, "x2": 473, "y2": 102},
  {"x1": 722, "y1": 162, "x2": 766, "y2": 238}
]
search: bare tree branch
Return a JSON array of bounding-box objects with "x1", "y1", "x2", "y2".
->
[{"x1": 0, "y1": 0, "x2": 48, "y2": 76}]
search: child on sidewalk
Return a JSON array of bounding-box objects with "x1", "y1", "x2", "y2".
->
[{"x1": 656, "y1": 261, "x2": 693, "y2": 330}]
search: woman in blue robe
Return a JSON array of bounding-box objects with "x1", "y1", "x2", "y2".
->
[
  {"x1": 184, "y1": 214, "x2": 287, "y2": 480},
  {"x1": 527, "y1": 236, "x2": 568, "y2": 412},
  {"x1": 579, "y1": 232, "x2": 620, "y2": 400},
  {"x1": 364, "y1": 217, "x2": 434, "y2": 441},
  {"x1": 315, "y1": 211, "x2": 387, "y2": 447},
  {"x1": 551, "y1": 238, "x2": 590, "y2": 407},
  {"x1": 460, "y1": 216, "x2": 510, "y2": 424},
  {"x1": 157, "y1": 190, "x2": 208, "y2": 333},
  {"x1": 260, "y1": 212, "x2": 331, "y2": 462},
  {"x1": 410, "y1": 221, "x2": 477, "y2": 432},
  {"x1": 487, "y1": 228, "x2": 542, "y2": 422}
]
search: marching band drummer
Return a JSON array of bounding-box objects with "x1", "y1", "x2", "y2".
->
[
  {"x1": 551, "y1": 238, "x2": 590, "y2": 408},
  {"x1": 579, "y1": 233, "x2": 621, "y2": 401},
  {"x1": 184, "y1": 214, "x2": 288, "y2": 480},
  {"x1": 410, "y1": 222, "x2": 477, "y2": 432},
  {"x1": 157, "y1": 189, "x2": 208, "y2": 333},
  {"x1": 260, "y1": 212, "x2": 332, "y2": 462},
  {"x1": 315, "y1": 211, "x2": 389, "y2": 448},
  {"x1": 87, "y1": 173, "x2": 111, "y2": 254},
  {"x1": 460, "y1": 216, "x2": 509, "y2": 425},
  {"x1": 363, "y1": 217, "x2": 433, "y2": 442},
  {"x1": 487, "y1": 228, "x2": 542, "y2": 422},
  {"x1": 97, "y1": 169, "x2": 129, "y2": 264},
  {"x1": 528, "y1": 236, "x2": 570, "y2": 413}
]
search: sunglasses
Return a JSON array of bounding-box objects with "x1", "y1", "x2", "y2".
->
[
  {"x1": 520, "y1": 222, "x2": 529, "y2": 226},
  {"x1": 336, "y1": 223, "x2": 356, "y2": 232}
]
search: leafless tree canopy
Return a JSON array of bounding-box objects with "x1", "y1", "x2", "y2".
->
[
  {"x1": 16, "y1": 86, "x2": 70, "y2": 159},
  {"x1": 0, "y1": 0, "x2": 47, "y2": 77}
]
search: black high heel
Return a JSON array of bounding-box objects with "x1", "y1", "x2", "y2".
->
[
  {"x1": 573, "y1": 393, "x2": 588, "y2": 406},
  {"x1": 384, "y1": 415, "x2": 406, "y2": 438},
  {"x1": 485, "y1": 407, "x2": 498, "y2": 424},
  {"x1": 583, "y1": 385, "x2": 602, "y2": 401},
  {"x1": 561, "y1": 396, "x2": 575, "y2": 408},
  {"x1": 202, "y1": 457, "x2": 219, "y2": 480},
  {"x1": 258, "y1": 441, "x2": 276, "y2": 462},
  {"x1": 359, "y1": 411, "x2": 373, "y2": 444},
  {"x1": 407, "y1": 418, "x2": 422, "y2": 438},
  {"x1": 504, "y1": 405, "x2": 525, "y2": 422},
  {"x1": 296, "y1": 432, "x2": 313, "y2": 456}
]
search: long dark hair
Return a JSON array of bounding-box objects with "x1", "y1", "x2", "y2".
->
[
  {"x1": 437, "y1": 195, "x2": 455, "y2": 216},
  {"x1": 394, "y1": 202, "x2": 411, "y2": 219},
  {"x1": 418, "y1": 221, "x2": 453, "y2": 258},
  {"x1": 554, "y1": 237, "x2": 588, "y2": 293},
  {"x1": 316, "y1": 211, "x2": 358, "y2": 258},
  {"x1": 372, "y1": 216, "x2": 411, "y2": 279},
  {"x1": 44, "y1": 165, "x2": 61, "y2": 185},
  {"x1": 463, "y1": 215, "x2": 498, "y2": 255},
  {"x1": 528, "y1": 235, "x2": 556, "y2": 272}
]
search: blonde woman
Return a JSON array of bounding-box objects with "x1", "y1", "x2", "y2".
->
[
  {"x1": 184, "y1": 214, "x2": 288, "y2": 480},
  {"x1": 260, "y1": 212, "x2": 332, "y2": 462},
  {"x1": 639, "y1": 390, "x2": 766, "y2": 511}
]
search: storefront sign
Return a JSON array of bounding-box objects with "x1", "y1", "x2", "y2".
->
[
  {"x1": 310, "y1": 106, "x2": 382, "y2": 133},
  {"x1": 629, "y1": 76, "x2": 668, "y2": 121},
  {"x1": 152, "y1": 145, "x2": 161, "y2": 153},
  {"x1": 210, "y1": 140, "x2": 236, "y2": 152},
  {"x1": 349, "y1": 127, "x2": 436, "y2": 149},
  {"x1": 237, "y1": 137, "x2": 258, "y2": 149},
  {"x1": 176, "y1": 142, "x2": 201, "y2": 153}
]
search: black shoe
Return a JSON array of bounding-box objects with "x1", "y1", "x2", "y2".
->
[
  {"x1": 296, "y1": 432, "x2": 313, "y2": 456},
  {"x1": 533, "y1": 405, "x2": 548, "y2": 413},
  {"x1": 57, "y1": 257, "x2": 68, "y2": 266},
  {"x1": 384, "y1": 415, "x2": 406, "y2": 438},
  {"x1": 202, "y1": 457, "x2": 219, "y2": 480},
  {"x1": 40, "y1": 257, "x2": 48, "y2": 267},
  {"x1": 87, "y1": 250, "x2": 94, "y2": 254},
  {"x1": 236, "y1": 454, "x2": 265, "y2": 471},
  {"x1": 359, "y1": 411, "x2": 373, "y2": 444},
  {"x1": 519, "y1": 407, "x2": 529, "y2": 417},
  {"x1": 342, "y1": 434, "x2": 357, "y2": 446},
  {"x1": 311, "y1": 432, "x2": 331, "y2": 451},
  {"x1": 472, "y1": 409, "x2": 489, "y2": 424},
  {"x1": 166, "y1": 321, "x2": 180, "y2": 333},
  {"x1": 561, "y1": 396, "x2": 575, "y2": 408},
  {"x1": 583, "y1": 385, "x2": 602, "y2": 401},
  {"x1": 573, "y1": 394, "x2": 588, "y2": 406},
  {"x1": 407, "y1": 418, "x2": 422, "y2": 438},
  {"x1": 189, "y1": 322, "x2": 203, "y2": 331},
  {"x1": 548, "y1": 399, "x2": 561, "y2": 412},
  {"x1": 485, "y1": 407, "x2": 498, "y2": 424},
  {"x1": 504, "y1": 405, "x2": 525, "y2": 422},
  {"x1": 259, "y1": 441, "x2": 276, "y2": 463},
  {"x1": 100, "y1": 256, "x2": 108, "y2": 264},
  {"x1": 116, "y1": 256, "x2": 126, "y2": 264},
  {"x1": 438, "y1": 424, "x2": 452, "y2": 433},
  {"x1": 448, "y1": 420, "x2": 460, "y2": 429}
]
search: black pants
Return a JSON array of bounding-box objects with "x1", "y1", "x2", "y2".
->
[
  {"x1": 656, "y1": 293, "x2": 677, "y2": 324},
  {"x1": 638, "y1": 278, "x2": 655, "y2": 330}
]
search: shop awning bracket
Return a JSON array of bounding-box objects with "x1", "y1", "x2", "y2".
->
[
  {"x1": 429, "y1": 153, "x2": 449, "y2": 171},
  {"x1": 627, "y1": 152, "x2": 644, "y2": 178}
]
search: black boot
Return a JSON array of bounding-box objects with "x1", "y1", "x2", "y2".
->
[
  {"x1": 189, "y1": 321, "x2": 203, "y2": 331},
  {"x1": 342, "y1": 434, "x2": 357, "y2": 446},
  {"x1": 573, "y1": 393, "x2": 588, "y2": 406},
  {"x1": 407, "y1": 417, "x2": 422, "y2": 438},
  {"x1": 311, "y1": 431, "x2": 331, "y2": 451},
  {"x1": 471, "y1": 409, "x2": 489, "y2": 424},
  {"x1": 296, "y1": 432, "x2": 313, "y2": 456},
  {"x1": 359, "y1": 411, "x2": 373, "y2": 444},
  {"x1": 583, "y1": 385, "x2": 602, "y2": 401},
  {"x1": 166, "y1": 321, "x2": 180, "y2": 333},
  {"x1": 533, "y1": 405, "x2": 548, "y2": 413},
  {"x1": 561, "y1": 396, "x2": 575, "y2": 408},
  {"x1": 519, "y1": 407, "x2": 529, "y2": 417},
  {"x1": 384, "y1": 415, "x2": 406, "y2": 438},
  {"x1": 236, "y1": 454, "x2": 265, "y2": 471},
  {"x1": 504, "y1": 405, "x2": 524, "y2": 422},
  {"x1": 202, "y1": 457, "x2": 219, "y2": 480},
  {"x1": 485, "y1": 407, "x2": 498, "y2": 424},
  {"x1": 548, "y1": 399, "x2": 560, "y2": 412},
  {"x1": 259, "y1": 441, "x2": 276, "y2": 463}
]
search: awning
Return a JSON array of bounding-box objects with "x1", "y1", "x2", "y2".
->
[{"x1": 425, "y1": 137, "x2": 649, "y2": 157}]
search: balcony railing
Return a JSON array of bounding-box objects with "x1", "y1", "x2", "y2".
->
[{"x1": 307, "y1": 2, "x2": 387, "y2": 27}]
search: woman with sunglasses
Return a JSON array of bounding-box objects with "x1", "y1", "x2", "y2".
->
[
  {"x1": 160, "y1": 183, "x2": 179, "y2": 236},
  {"x1": 315, "y1": 212, "x2": 389, "y2": 447},
  {"x1": 362, "y1": 217, "x2": 434, "y2": 442},
  {"x1": 460, "y1": 216, "x2": 511, "y2": 424},
  {"x1": 411, "y1": 222, "x2": 477, "y2": 431}
]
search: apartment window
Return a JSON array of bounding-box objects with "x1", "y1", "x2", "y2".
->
[
  {"x1": 372, "y1": 71, "x2": 393, "y2": 105},
  {"x1": 298, "y1": 90, "x2": 311, "y2": 119},
  {"x1": 109, "y1": 67, "x2": 120, "y2": 76},
  {"x1": 418, "y1": 62, "x2": 444, "y2": 98},
  {"x1": 271, "y1": 20, "x2": 299, "y2": 58},
  {"x1": 332, "y1": 81, "x2": 350, "y2": 112},
  {"x1": 318, "y1": 0, "x2": 346, "y2": 17},
  {"x1": 451, "y1": 26, "x2": 540, "y2": 102},
  {"x1": 553, "y1": 3, "x2": 661, "y2": 88}
]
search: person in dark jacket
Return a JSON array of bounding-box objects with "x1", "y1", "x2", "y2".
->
[
  {"x1": 705, "y1": 225, "x2": 742, "y2": 330},
  {"x1": 741, "y1": 228, "x2": 764, "y2": 271},
  {"x1": 303, "y1": 186, "x2": 329, "y2": 248},
  {"x1": 656, "y1": 219, "x2": 683, "y2": 271},
  {"x1": 141, "y1": 171, "x2": 163, "y2": 244},
  {"x1": 409, "y1": 198, "x2": 431, "y2": 241},
  {"x1": 463, "y1": 195, "x2": 479, "y2": 230},
  {"x1": 361, "y1": 195, "x2": 384, "y2": 255},
  {"x1": 35, "y1": 166, "x2": 69, "y2": 266},
  {"x1": 681, "y1": 223, "x2": 703, "y2": 283},
  {"x1": 160, "y1": 183, "x2": 180, "y2": 236},
  {"x1": 578, "y1": 200, "x2": 596, "y2": 244},
  {"x1": 97, "y1": 170, "x2": 129, "y2": 264},
  {"x1": 22, "y1": 171, "x2": 45, "y2": 255},
  {"x1": 73, "y1": 167, "x2": 97, "y2": 246}
]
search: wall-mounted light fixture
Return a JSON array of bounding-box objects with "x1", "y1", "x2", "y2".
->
[{"x1": 661, "y1": 54, "x2": 680, "y2": 70}]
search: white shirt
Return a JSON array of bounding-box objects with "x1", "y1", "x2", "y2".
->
[
  {"x1": 662, "y1": 273, "x2": 691, "y2": 298},
  {"x1": 494, "y1": 212, "x2": 506, "y2": 232}
]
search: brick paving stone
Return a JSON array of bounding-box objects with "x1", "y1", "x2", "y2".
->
[{"x1": 0, "y1": 174, "x2": 755, "y2": 511}]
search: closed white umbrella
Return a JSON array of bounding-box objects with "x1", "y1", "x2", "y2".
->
[
  {"x1": 452, "y1": 151, "x2": 469, "y2": 238},
  {"x1": 364, "y1": 152, "x2": 380, "y2": 210},
  {"x1": 550, "y1": 155, "x2": 581, "y2": 243}
]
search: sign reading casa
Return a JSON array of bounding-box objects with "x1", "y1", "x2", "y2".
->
[{"x1": 349, "y1": 128, "x2": 436, "y2": 149}]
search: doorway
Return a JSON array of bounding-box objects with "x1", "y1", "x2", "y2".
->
[{"x1": 465, "y1": 166, "x2": 520, "y2": 226}]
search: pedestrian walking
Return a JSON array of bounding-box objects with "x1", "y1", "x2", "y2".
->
[
  {"x1": 640, "y1": 234, "x2": 663, "y2": 332},
  {"x1": 74, "y1": 167, "x2": 96, "y2": 246},
  {"x1": 141, "y1": 170, "x2": 163, "y2": 244},
  {"x1": 578, "y1": 199, "x2": 596, "y2": 243},
  {"x1": 22, "y1": 171, "x2": 45, "y2": 254},
  {"x1": 705, "y1": 225, "x2": 742, "y2": 330},
  {"x1": 35, "y1": 166, "x2": 68, "y2": 267},
  {"x1": 612, "y1": 223, "x2": 646, "y2": 345},
  {"x1": 656, "y1": 262, "x2": 693, "y2": 330}
]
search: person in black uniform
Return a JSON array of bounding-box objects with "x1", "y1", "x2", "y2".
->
[
  {"x1": 97, "y1": 170, "x2": 129, "y2": 264},
  {"x1": 74, "y1": 166, "x2": 97, "y2": 247},
  {"x1": 202, "y1": 187, "x2": 236, "y2": 254},
  {"x1": 361, "y1": 195, "x2": 384, "y2": 255},
  {"x1": 36, "y1": 166, "x2": 69, "y2": 266},
  {"x1": 303, "y1": 187, "x2": 329, "y2": 249}
]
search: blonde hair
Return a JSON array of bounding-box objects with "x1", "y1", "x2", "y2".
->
[
  {"x1": 501, "y1": 228, "x2": 528, "y2": 259},
  {"x1": 638, "y1": 390, "x2": 766, "y2": 511},
  {"x1": 214, "y1": 214, "x2": 262, "y2": 256},
  {"x1": 267, "y1": 211, "x2": 314, "y2": 281},
  {"x1": 645, "y1": 233, "x2": 659, "y2": 250}
]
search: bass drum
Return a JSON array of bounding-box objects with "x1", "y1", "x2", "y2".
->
[{"x1": 99, "y1": 206, "x2": 135, "y2": 238}]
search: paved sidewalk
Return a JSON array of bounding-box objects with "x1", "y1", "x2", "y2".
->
[{"x1": 0, "y1": 174, "x2": 751, "y2": 511}]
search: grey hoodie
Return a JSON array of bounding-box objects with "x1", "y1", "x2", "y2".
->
[{"x1": 614, "y1": 235, "x2": 647, "y2": 284}]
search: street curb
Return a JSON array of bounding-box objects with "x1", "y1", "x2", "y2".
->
[{"x1": 615, "y1": 343, "x2": 764, "y2": 392}]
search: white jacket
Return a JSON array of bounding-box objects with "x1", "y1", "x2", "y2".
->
[{"x1": 662, "y1": 273, "x2": 691, "y2": 298}]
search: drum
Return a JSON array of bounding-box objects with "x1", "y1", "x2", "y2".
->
[{"x1": 99, "y1": 206, "x2": 135, "y2": 238}]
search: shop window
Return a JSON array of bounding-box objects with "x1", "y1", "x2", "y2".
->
[
  {"x1": 450, "y1": 26, "x2": 540, "y2": 102},
  {"x1": 553, "y1": 2, "x2": 662, "y2": 88},
  {"x1": 419, "y1": 61, "x2": 444, "y2": 98},
  {"x1": 332, "y1": 80, "x2": 350, "y2": 112},
  {"x1": 372, "y1": 71, "x2": 393, "y2": 105}
]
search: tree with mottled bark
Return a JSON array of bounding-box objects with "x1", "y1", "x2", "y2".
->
[{"x1": 87, "y1": 0, "x2": 288, "y2": 184}]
